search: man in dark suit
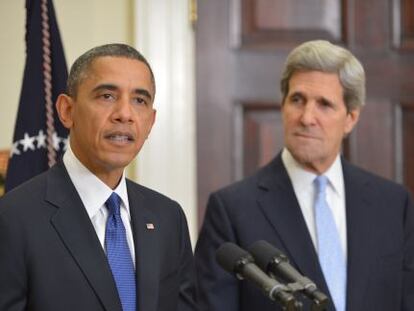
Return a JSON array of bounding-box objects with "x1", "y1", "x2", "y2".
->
[
  {"x1": 195, "y1": 40, "x2": 414, "y2": 310},
  {"x1": 0, "y1": 44, "x2": 197, "y2": 311}
]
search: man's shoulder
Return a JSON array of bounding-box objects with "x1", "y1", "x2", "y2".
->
[
  {"x1": 214, "y1": 173, "x2": 260, "y2": 197},
  {"x1": 0, "y1": 169, "x2": 52, "y2": 220},
  {"x1": 344, "y1": 160, "x2": 409, "y2": 196},
  {"x1": 126, "y1": 179, "x2": 174, "y2": 202},
  {"x1": 212, "y1": 156, "x2": 282, "y2": 199},
  {"x1": 1, "y1": 170, "x2": 49, "y2": 202},
  {"x1": 125, "y1": 179, "x2": 184, "y2": 217}
]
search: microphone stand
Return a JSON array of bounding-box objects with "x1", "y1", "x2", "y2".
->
[
  {"x1": 267, "y1": 282, "x2": 303, "y2": 311},
  {"x1": 275, "y1": 277, "x2": 328, "y2": 311}
]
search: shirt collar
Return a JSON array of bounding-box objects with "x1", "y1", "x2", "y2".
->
[
  {"x1": 282, "y1": 148, "x2": 316, "y2": 190},
  {"x1": 281, "y1": 148, "x2": 344, "y2": 197},
  {"x1": 63, "y1": 145, "x2": 131, "y2": 220},
  {"x1": 323, "y1": 152, "x2": 344, "y2": 198}
]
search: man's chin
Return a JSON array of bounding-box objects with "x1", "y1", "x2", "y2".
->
[
  {"x1": 289, "y1": 148, "x2": 321, "y2": 166},
  {"x1": 98, "y1": 154, "x2": 136, "y2": 172},
  {"x1": 108, "y1": 159, "x2": 134, "y2": 170}
]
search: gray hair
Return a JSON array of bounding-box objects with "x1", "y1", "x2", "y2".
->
[
  {"x1": 66, "y1": 43, "x2": 155, "y2": 98},
  {"x1": 280, "y1": 40, "x2": 365, "y2": 111}
]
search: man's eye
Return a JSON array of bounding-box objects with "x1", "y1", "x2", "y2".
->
[
  {"x1": 290, "y1": 95, "x2": 303, "y2": 104},
  {"x1": 100, "y1": 93, "x2": 115, "y2": 100},
  {"x1": 319, "y1": 100, "x2": 333, "y2": 109},
  {"x1": 133, "y1": 97, "x2": 146, "y2": 105}
]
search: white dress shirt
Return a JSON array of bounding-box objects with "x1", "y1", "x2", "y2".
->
[
  {"x1": 281, "y1": 148, "x2": 347, "y2": 257},
  {"x1": 63, "y1": 145, "x2": 136, "y2": 266}
]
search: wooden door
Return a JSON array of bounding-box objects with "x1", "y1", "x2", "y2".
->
[{"x1": 196, "y1": 0, "x2": 414, "y2": 224}]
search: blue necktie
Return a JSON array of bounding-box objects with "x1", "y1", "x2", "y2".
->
[
  {"x1": 105, "y1": 192, "x2": 136, "y2": 311},
  {"x1": 314, "y1": 176, "x2": 346, "y2": 311}
]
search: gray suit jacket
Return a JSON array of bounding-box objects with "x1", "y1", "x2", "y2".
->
[{"x1": 0, "y1": 161, "x2": 197, "y2": 311}]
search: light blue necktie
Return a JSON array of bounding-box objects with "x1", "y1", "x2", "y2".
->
[
  {"x1": 314, "y1": 176, "x2": 346, "y2": 311},
  {"x1": 105, "y1": 192, "x2": 136, "y2": 311}
]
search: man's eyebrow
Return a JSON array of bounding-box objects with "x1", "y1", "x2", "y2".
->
[
  {"x1": 133, "y1": 88, "x2": 152, "y2": 101},
  {"x1": 318, "y1": 97, "x2": 334, "y2": 106},
  {"x1": 91, "y1": 84, "x2": 118, "y2": 93},
  {"x1": 289, "y1": 91, "x2": 305, "y2": 98},
  {"x1": 91, "y1": 84, "x2": 152, "y2": 101}
]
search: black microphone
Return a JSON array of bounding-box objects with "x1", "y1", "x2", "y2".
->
[
  {"x1": 248, "y1": 240, "x2": 328, "y2": 310},
  {"x1": 216, "y1": 242, "x2": 301, "y2": 311}
]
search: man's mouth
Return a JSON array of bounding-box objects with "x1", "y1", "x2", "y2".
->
[
  {"x1": 294, "y1": 132, "x2": 319, "y2": 140},
  {"x1": 105, "y1": 132, "x2": 135, "y2": 142}
]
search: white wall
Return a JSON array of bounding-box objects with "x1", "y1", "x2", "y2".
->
[{"x1": 0, "y1": 2, "x2": 25, "y2": 150}]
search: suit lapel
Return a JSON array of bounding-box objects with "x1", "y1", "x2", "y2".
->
[
  {"x1": 343, "y1": 161, "x2": 377, "y2": 310},
  {"x1": 127, "y1": 181, "x2": 160, "y2": 311},
  {"x1": 255, "y1": 156, "x2": 379, "y2": 310},
  {"x1": 256, "y1": 156, "x2": 330, "y2": 296},
  {"x1": 46, "y1": 162, "x2": 122, "y2": 311}
]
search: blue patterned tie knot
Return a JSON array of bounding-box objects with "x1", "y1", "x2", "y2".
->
[
  {"x1": 106, "y1": 192, "x2": 122, "y2": 216},
  {"x1": 314, "y1": 176, "x2": 346, "y2": 311},
  {"x1": 105, "y1": 192, "x2": 136, "y2": 311}
]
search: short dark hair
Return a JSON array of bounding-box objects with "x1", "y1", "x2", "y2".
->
[{"x1": 66, "y1": 43, "x2": 155, "y2": 98}]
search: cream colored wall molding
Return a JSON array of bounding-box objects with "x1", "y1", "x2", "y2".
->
[{"x1": 134, "y1": 0, "x2": 197, "y2": 246}]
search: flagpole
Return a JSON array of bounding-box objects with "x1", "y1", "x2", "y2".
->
[{"x1": 41, "y1": 0, "x2": 57, "y2": 167}]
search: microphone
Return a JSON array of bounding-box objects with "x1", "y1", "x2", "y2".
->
[
  {"x1": 248, "y1": 240, "x2": 328, "y2": 310},
  {"x1": 216, "y1": 242, "x2": 301, "y2": 310}
]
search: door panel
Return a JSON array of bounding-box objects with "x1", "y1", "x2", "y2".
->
[{"x1": 196, "y1": 0, "x2": 414, "y2": 224}]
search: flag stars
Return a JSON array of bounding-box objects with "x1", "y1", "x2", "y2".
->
[
  {"x1": 62, "y1": 137, "x2": 69, "y2": 151},
  {"x1": 52, "y1": 132, "x2": 61, "y2": 151},
  {"x1": 21, "y1": 133, "x2": 36, "y2": 152},
  {"x1": 11, "y1": 141, "x2": 21, "y2": 156},
  {"x1": 36, "y1": 130, "x2": 46, "y2": 148},
  {"x1": 10, "y1": 131, "x2": 67, "y2": 158}
]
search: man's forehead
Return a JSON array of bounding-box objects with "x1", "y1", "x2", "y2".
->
[
  {"x1": 289, "y1": 71, "x2": 342, "y2": 90},
  {"x1": 80, "y1": 57, "x2": 154, "y2": 89},
  {"x1": 87, "y1": 56, "x2": 149, "y2": 74}
]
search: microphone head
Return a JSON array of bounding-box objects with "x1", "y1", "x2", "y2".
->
[
  {"x1": 216, "y1": 242, "x2": 254, "y2": 276},
  {"x1": 248, "y1": 240, "x2": 287, "y2": 272}
]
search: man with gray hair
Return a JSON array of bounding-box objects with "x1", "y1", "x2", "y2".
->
[
  {"x1": 0, "y1": 43, "x2": 197, "y2": 311},
  {"x1": 195, "y1": 40, "x2": 414, "y2": 310}
]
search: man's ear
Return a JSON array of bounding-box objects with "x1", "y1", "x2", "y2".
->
[
  {"x1": 151, "y1": 109, "x2": 157, "y2": 127},
  {"x1": 56, "y1": 94, "x2": 74, "y2": 129},
  {"x1": 146, "y1": 109, "x2": 157, "y2": 139},
  {"x1": 344, "y1": 108, "x2": 360, "y2": 135}
]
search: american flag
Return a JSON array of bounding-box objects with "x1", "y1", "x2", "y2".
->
[{"x1": 5, "y1": 0, "x2": 68, "y2": 192}]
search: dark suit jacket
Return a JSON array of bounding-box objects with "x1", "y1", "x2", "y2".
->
[
  {"x1": 195, "y1": 154, "x2": 414, "y2": 311},
  {"x1": 0, "y1": 161, "x2": 197, "y2": 311}
]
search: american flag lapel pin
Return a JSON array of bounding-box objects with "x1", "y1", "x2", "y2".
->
[{"x1": 146, "y1": 223, "x2": 155, "y2": 230}]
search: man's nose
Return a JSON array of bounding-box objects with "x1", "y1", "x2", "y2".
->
[
  {"x1": 300, "y1": 102, "x2": 317, "y2": 126},
  {"x1": 113, "y1": 97, "x2": 133, "y2": 122}
]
